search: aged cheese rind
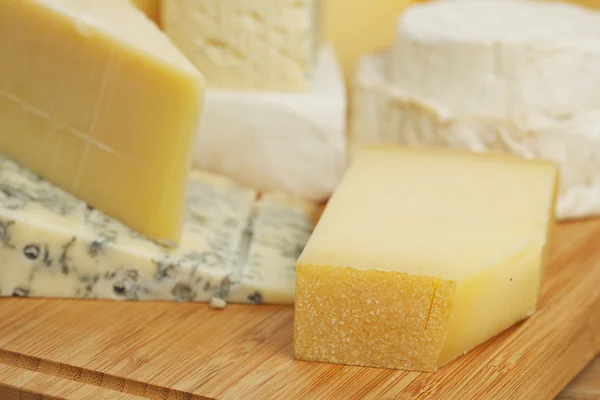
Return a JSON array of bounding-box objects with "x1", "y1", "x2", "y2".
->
[
  {"x1": 294, "y1": 145, "x2": 558, "y2": 371},
  {"x1": 0, "y1": 0, "x2": 205, "y2": 246},
  {"x1": 295, "y1": 265, "x2": 455, "y2": 372},
  {"x1": 194, "y1": 45, "x2": 347, "y2": 201},
  {"x1": 162, "y1": 0, "x2": 319, "y2": 92},
  {"x1": 350, "y1": 51, "x2": 600, "y2": 219},
  {"x1": 0, "y1": 155, "x2": 315, "y2": 304}
]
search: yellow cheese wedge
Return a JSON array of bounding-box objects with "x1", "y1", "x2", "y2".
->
[
  {"x1": 130, "y1": 0, "x2": 160, "y2": 24},
  {"x1": 543, "y1": 0, "x2": 600, "y2": 10},
  {"x1": 0, "y1": 0, "x2": 205, "y2": 247},
  {"x1": 322, "y1": 0, "x2": 417, "y2": 82},
  {"x1": 294, "y1": 145, "x2": 558, "y2": 372}
]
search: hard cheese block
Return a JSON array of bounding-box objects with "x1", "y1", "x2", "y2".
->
[
  {"x1": 194, "y1": 44, "x2": 347, "y2": 202},
  {"x1": 0, "y1": 0, "x2": 205, "y2": 246},
  {"x1": 350, "y1": 0, "x2": 600, "y2": 220},
  {"x1": 542, "y1": 0, "x2": 600, "y2": 10},
  {"x1": 322, "y1": 0, "x2": 416, "y2": 82},
  {"x1": 130, "y1": 0, "x2": 160, "y2": 24},
  {"x1": 0, "y1": 155, "x2": 316, "y2": 305},
  {"x1": 162, "y1": 0, "x2": 319, "y2": 92},
  {"x1": 294, "y1": 145, "x2": 558, "y2": 372}
]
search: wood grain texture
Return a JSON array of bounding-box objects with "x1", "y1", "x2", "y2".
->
[
  {"x1": 558, "y1": 357, "x2": 600, "y2": 400},
  {"x1": 0, "y1": 363, "x2": 144, "y2": 400},
  {"x1": 0, "y1": 219, "x2": 598, "y2": 400}
]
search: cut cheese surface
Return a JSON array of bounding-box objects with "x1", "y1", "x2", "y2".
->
[
  {"x1": 162, "y1": 0, "x2": 319, "y2": 92},
  {"x1": 0, "y1": 155, "x2": 315, "y2": 304},
  {"x1": 194, "y1": 44, "x2": 347, "y2": 201},
  {"x1": 0, "y1": 0, "x2": 205, "y2": 246},
  {"x1": 294, "y1": 145, "x2": 558, "y2": 371}
]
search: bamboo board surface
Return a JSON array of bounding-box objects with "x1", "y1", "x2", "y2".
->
[
  {"x1": 558, "y1": 356, "x2": 600, "y2": 400},
  {"x1": 0, "y1": 219, "x2": 599, "y2": 400}
]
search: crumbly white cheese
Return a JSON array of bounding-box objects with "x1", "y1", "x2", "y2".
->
[
  {"x1": 0, "y1": 156, "x2": 315, "y2": 304},
  {"x1": 350, "y1": 0, "x2": 600, "y2": 220},
  {"x1": 194, "y1": 44, "x2": 347, "y2": 202},
  {"x1": 162, "y1": 0, "x2": 319, "y2": 92}
]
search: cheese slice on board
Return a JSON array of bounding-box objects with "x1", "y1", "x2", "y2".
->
[
  {"x1": 162, "y1": 0, "x2": 319, "y2": 92},
  {"x1": 294, "y1": 145, "x2": 558, "y2": 372},
  {"x1": 194, "y1": 45, "x2": 347, "y2": 202},
  {"x1": 350, "y1": 0, "x2": 600, "y2": 220},
  {"x1": 0, "y1": 155, "x2": 315, "y2": 305},
  {"x1": 0, "y1": 0, "x2": 205, "y2": 246}
]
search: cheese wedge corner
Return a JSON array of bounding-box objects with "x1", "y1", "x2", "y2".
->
[{"x1": 294, "y1": 145, "x2": 559, "y2": 372}]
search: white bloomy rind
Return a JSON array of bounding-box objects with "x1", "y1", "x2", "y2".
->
[
  {"x1": 350, "y1": 0, "x2": 600, "y2": 219},
  {"x1": 194, "y1": 44, "x2": 347, "y2": 202}
]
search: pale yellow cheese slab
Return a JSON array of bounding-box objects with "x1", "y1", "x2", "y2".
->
[
  {"x1": 322, "y1": 0, "x2": 417, "y2": 82},
  {"x1": 130, "y1": 0, "x2": 160, "y2": 24},
  {"x1": 294, "y1": 145, "x2": 558, "y2": 372},
  {"x1": 0, "y1": 0, "x2": 205, "y2": 247}
]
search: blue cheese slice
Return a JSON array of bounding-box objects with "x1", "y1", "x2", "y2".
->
[
  {"x1": 0, "y1": 155, "x2": 314, "y2": 304},
  {"x1": 220, "y1": 193, "x2": 317, "y2": 305}
]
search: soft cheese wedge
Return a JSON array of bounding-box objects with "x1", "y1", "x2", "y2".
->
[
  {"x1": 194, "y1": 44, "x2": 347, "y2": 201},
  {"x1": 0, "y1": 155, "x2": 315, "y2": 304},
  {"x1": 0, "y1": 0, "x2": 205, "y2": 246},
  {"x1": 294, "y1": 145, "x2": 558, "y2": 372}
]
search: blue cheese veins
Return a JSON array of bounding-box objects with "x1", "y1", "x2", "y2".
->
[
  {"x1": 221, "y1": 193, "x2": 317, "y2": 305},
  {"x1": 0, "y1": 155, "x2": 314, "y2": 304}
]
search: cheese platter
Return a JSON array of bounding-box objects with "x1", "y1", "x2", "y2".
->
[
  {"x1": 0, "y1": 0, "x2": 599, "y2": 399},
  {"x1": 0, "y1": 218, "x2": 598, "y2": 399}
]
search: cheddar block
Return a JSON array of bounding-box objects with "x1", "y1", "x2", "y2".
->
[
  {"x1": 294, "y1": 145, "x2": 558, "y2": 372},
  {"x1": 0, "y1": 0, "x2": 205, "y2": 247}
]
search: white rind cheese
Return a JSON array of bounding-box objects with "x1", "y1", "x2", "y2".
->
[
  {"x1": 194, "y1": 45, "x2": 347, "y2": 202},
  {"x1": 162, "y1": 0, "x2": 319, "y2": 92},
  {"x1": 350, "y1": 0, "x2": 600, "y2": 220},
  {"x1": 0, "y1": 156, "x2": 315, "y2": 304},
  {"x1": 392, "y1": 0, "x2": 600, "y2": 118}
]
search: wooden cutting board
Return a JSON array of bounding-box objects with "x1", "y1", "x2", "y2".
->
[{"x1": 0, "y1": 219, "x2": 599, "y2": 400}]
